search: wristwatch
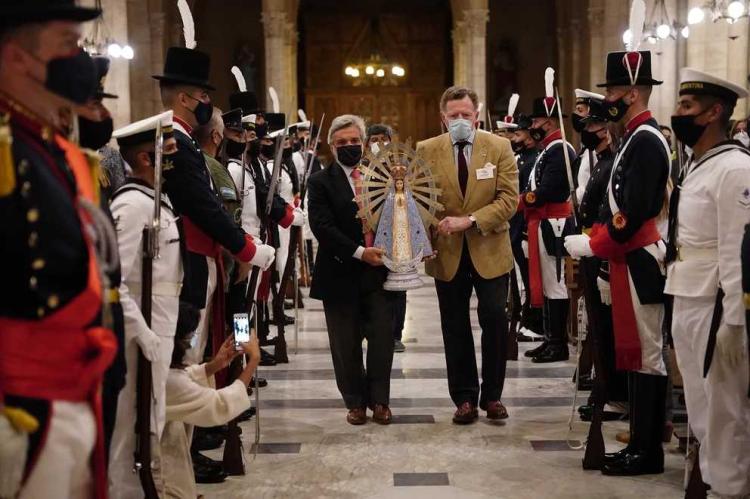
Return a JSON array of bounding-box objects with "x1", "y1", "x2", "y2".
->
[{"x1": 469, "y1": 215, "x2": 477, "y2": 228}]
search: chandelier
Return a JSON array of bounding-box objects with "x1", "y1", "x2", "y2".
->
[
  {"x1": 343, "y1": 17, "x2": 406, "y2": 86},
  {"x1": 688, "y1": 0, "x2": 749, "y2": 25},
  {"x1": 80, "y1": 0, "x2": 134, "y2": 60},
  {"x1": 623, "y1": 0, "x2": 688, "y2": 47}
]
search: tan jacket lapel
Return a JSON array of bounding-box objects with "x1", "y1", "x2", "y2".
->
[{"x1": 438, "y1": 134, "x2": 462, "y2": 202}]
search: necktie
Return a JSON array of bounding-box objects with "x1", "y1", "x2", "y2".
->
[
  {"x1": 350, "y1": 168, "x2": 374, "y2": 247},
  {"x1": 457, "y1": 141, "x2": 469, "y2": 196}
]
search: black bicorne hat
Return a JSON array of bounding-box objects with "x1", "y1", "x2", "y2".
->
[
  {"x1": 153, "y1": 47, "x2": 215, "y2": 91},
  {"x1": 581, "y1": 99, "x2": 609, "y2": 124},
  {"x1": 92, "y1": 56, "x2": 117, "y2": 99},
  {"x1": 529, "y1": 97, "x2": 568, "y2": 119},
  {"x1": 229, "y1": 91, "x2": 259, "y2": 115},
  {"x1": 515, "y1": 113, "x2": 533, "y2": 130},
  {"x1": 597, "y1": 51, "x2": 662, "y2": 87},
  {"x1": 222, "y1": 108, "x2": 243, "y2": 131},
  {"x1": 265, "y1": 113, "x2": 286, "y2": 135},
  {"x1": 0, "y1": 0, "x2": 101, "y2": 27}
]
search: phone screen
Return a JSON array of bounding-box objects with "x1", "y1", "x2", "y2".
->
[{"x1": 233, "y1": 313, "x2": 250, "y2": 349}]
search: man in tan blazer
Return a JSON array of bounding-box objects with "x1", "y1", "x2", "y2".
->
[{"x1": 417, "y1": 86, "x2": 518, "y2": 424}]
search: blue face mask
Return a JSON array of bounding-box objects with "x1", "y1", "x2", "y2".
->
[{"x1": 447, "y1": 118, "x2": 474, "y2": 142}]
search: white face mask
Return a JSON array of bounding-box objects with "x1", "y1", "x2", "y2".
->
[
  {"x1": 370, "y1": 141, "x2": 389, "y2": 155},
  {"x1": 447, "y1": 118, "x2": 474, "y2": 142},
  {"x1": 733, "y1": 131, "x2": 749, "y2": 147}
]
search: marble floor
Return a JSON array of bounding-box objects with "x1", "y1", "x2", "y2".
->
[{"x1": 199, "y1": 279, "x2": 685, "y2": 499}]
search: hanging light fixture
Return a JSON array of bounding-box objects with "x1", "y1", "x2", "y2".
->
[
  {"x1": 80, "y1": 0, "x2": 134, "y2": 60},
  {"x1": 686, "y1": 0, "x2": 749, "y2": 26},
  {"x1": 342, "y1": 17, "x2": 406, "y2": 87},
  {"x1": 622, "y1": 0, "x2": 687, "y2": 47}
]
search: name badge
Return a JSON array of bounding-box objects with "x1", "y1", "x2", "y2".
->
[{"x1": 476, "y1": 163, "x2": 496, "y2": 180}]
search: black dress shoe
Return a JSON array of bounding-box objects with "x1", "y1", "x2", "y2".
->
[
  {"x1": 272, "y1": 314, "x2": 295, "y2": 326},
  {"x1": 237, "y1": 407, "x2": 256, "y2": 422},
  {"x1": 251, "y1": 376, "x2": 268, "y2": 387},
  {"x1": 191, "y1": 450, "x2": 223, "y2": 471},
  {"x1": 260, "y1": 348, "x2": 277, "y2": 366},
  {"x1": 531, "y1": 344, "x2": 569, "y2": 363},
  {"x1": 259, "y1": 336, "x2": 277, "y2": 347},
  {"x1": 194, "y1": 460, "x2": 227, "y2": 484},
  {"x1": 603, "y1": 447, "x2": 631, "y2": 465},
  {"x1": 524, "y1": 341, "x2": 549, "y2": 358},
  {"x1": 601, "y1": 451, "x2": 664, "y2": 476},
  {"x1": 191, "y1": 429, "x2": 224, "y2": 451},
  {"x1": 577, "y1": 373, "x2": 594, "y2": 391}
]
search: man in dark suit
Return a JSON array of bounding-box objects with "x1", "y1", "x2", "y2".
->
[{"x1": 308, "y1": 114, "x2": 394, "y2": 426}]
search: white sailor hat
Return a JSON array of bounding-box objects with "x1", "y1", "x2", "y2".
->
[
  {"x1": 575, "y1": 89, "x2": 605, "y2": 103},
  {"x1": 679, "y1": 68, "x2": 748, "y2": 104},
  {"x1": 113, "y1": 110, "x2": 174, "y2": 148},
  {"x1": 242, "y1": 114, "x2": 257, "y2": 125}
]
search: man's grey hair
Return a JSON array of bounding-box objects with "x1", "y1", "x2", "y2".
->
[{"x1": 328, "y1": 114, "x2": 366, "y2": 145}]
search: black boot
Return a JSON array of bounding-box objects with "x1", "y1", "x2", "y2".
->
[
  {"x1": 602, "y1": 373, "x2": 666, "y2": 476},
  {"x1": 525, "y1": 300, "x2": 550, "y2": 357},
  {"x1": 260, "y1": 348, "x2": 277, "y2": 366},
  {"x1": 532, "y1": 299, "x2": 569, "y2": 363},
  {"x1": 192, "y1": 449, "x2": 227, "y2": 484},
  {"x1": 604, "y1": 372, "x2": 636, "y2": 464},
  {"x1": 520, "y1": 302, "x2": 543, "y2": 335}
]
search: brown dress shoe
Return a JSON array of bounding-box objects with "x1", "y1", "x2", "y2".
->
[
  {"x1": 372, "y1": 404, "x2": 392, "y2": 425},
  {"x1": 346, "y1": 408, "x2": 367, "y2": 425},
  {"x1": 452, "y1": 402, "x2": 479, "y2": 425},
  {"x1": 485, "y1": 401, "x2": 509, "y2": 420}
]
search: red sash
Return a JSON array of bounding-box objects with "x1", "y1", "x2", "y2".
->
[
  {"x1": 589, "y1": 219, "x2": 661, "y2": 371},
  {"x1": 523, "y1": 202, "x2": 572, "y2": 308},
  {"x1": 0, "y1": 136, "x2": 117, "y2": 499}
]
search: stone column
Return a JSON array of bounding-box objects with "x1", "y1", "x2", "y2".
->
[
  {"x1": 450, "y1": 0, "x2": 489, "y2": 107},
  {"x1": 262, "y1": 0, "x2": 299, "y2": 117}
]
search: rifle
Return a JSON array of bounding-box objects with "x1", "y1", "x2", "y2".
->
[
  {"x1": 553, "y1": 88, "x2": 606, "y2": 464},
  {"x1": 222, "y1": 139, "x2": 254, "y2": 476},
  {"x1": 134, "y1": 122, "x2": 163, "y2": 499},
  {"x1": 506, "y1": 269, "x2": 520, "y2": 361}
]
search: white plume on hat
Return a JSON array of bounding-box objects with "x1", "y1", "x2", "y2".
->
[
  {"x1": 177, "y1": 0, "x2": 196, "y2": 49},
  {"x1": 627, "y1": 0, "x2": 645, "y2": 52},
  {"x1": 231, "y1": 66, "x2": 246, "y2": 92},
  {"x1": 507, "y1": 93, "x2": 519, "y2": 119},
  {"x1": 545, "y1": 67, "x2": 555, "y2": 99},
  {"x1": 298, "y1": 109, "x2": 308, "y2": 122},
  {"x1": 268, "y1": 87, "x2": 280, "y2": 113}
]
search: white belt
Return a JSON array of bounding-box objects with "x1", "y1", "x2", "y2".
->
[
  {"x1": 126, "y1": 281, "x2": 183, "y2": 297},
  {"x1": 677, "y1": 246, "x2": 718, "y2": 262}
]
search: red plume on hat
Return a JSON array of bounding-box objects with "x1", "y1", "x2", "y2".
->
[
  {"x1": 543, "y1": 67, "x2": 556, "y2": 116},
  {"x1": 623, "y1": 0, "x2": 646, "y2": 85},
  {"x1": 504, "y1": 93, "x2": 519, "y2": 123}
]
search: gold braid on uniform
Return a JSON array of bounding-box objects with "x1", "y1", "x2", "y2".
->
[
  {"x1": 83, "y1": 148, "x2": 105, "y2": 205},
  {"x1": 0, "y1": 112, "x2": 15, "y2": 197}
]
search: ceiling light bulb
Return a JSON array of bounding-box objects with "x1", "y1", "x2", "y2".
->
[
  {"x1": 376, "y1": 68, "x2": 385, "y2": 77},
  {"x1": 656, "y1": 23, "x2": 671, "y2": 39},
  {"x1": 351, "y1": 68, "x2": 360, "y2": 78},
  {"x1": 622, "y1": 29, "x2": 633, "y2": 46},
  {"x1": 121, "y1": 45, "x2": 134, "y2": 60},
  {"x1": 345, "y1": 66, "x2": 354, "y2": 76},
  {"x1": 727, "y1": 1, "x2": 745, "y2": 19},
  {"x1": 681, "y1": 26, "x2": 690, "y2": 38},
  {"x1": 365, "y1": 65, "x2": 375, "y2": 75},
  {"x1": 687, "y1": 7, "x2": 705, "y2": 24},
  {"x1": 107, "y1": 43, "x2": 122, "y2": 58}
]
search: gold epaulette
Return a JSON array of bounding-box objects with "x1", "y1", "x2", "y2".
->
[
  {"x1": 83, "y1": 147, "x2": 104, "y2": 205},
  {"x1": 0, "y1": 112, "x2": 15, "y2": 197}
]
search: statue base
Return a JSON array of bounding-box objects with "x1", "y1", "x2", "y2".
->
[{"x1": 383, "y1": 268, "x2": 423, "y2": 291}]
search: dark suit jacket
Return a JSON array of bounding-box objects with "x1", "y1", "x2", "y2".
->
[{"x1": 307, "y1": 163, "x2": 387, "y2": 301}]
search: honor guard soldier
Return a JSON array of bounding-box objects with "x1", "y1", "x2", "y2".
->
[
  {"x1": 572, "y1": 89, "x2": 606, "y2": 203},
  {"x1": 0, "y1": 2, "x2": 118, "y2": 498},
  {"x1": 155, "y1": 15, "x2": 275, "y2": 366},
  {"x1": 108, "y1": 111, "x2": 183, "y2": 499},
  {"x1": 520, "y1": 68, "x2": 577, "y2": 364},
  {"x1": 565, "y1": 4, "x2": 672, "y2": 474},
  {"x1": 665, "y1": 68, "x2": 750, "y2": 497}
]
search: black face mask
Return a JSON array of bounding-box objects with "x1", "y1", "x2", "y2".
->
[
  {"x1": 292, "y1": 141, "x2": 301, "y2": 153},
  {"x1": 571, "y1": 114, "x2": 586, "y2": 133},
  {"x1": 581, "y1": 129, "x2": 604, "y2": 150},
  {"x1": 671, "y1": 113, "x2": 708, "y2": 148},
  {"x1": 225, "y1": 139, "x2": 246, "y2": 159},
  {"x1": 529, "y1": 127, "x2": 546, "y2": 142},
  {"x1": 603, "y1": 97, "x2": 630, "y2": 123},
  {"x1": 335, "y1": 144, "x2": 362, "y2": 167},
  {"x1": 248, "y1": 139, "x2": 260, "y2": 158},
  {"x1": 511, "y1": 141, "x2": 525, "y2": 154},
  {"x1": 185, "y1": 94, "x2": 213, "y2": 126},
  {"x1": 255, "y1": 123, "x2": 268, "y2": 138},
  {"x1": 45, "y1": 49, "x2": 97, "y2": 105},
  {"x1": 78, "y1": 116, "x2": 113, "y2": 150},
  {"x1": 260, "y1": 142, "x2": 276, "y2": 159},
  {"x1": 282, "y1": 147, "x2": 293, "y2": 159}
]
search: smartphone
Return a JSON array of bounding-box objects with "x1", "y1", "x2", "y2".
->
[{"x1": 233, "y1": 313, "x2": 250, "y2": 350}]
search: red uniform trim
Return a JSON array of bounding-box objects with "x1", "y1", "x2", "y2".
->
[
  {"x1": 278, "y1": 203, "x2": 295, "y2": 229},
  {"x1": 234, "y1": 233, "x2": 258, "y2": 262},
  {"x1": 173, "y1": 115, "x2": 194, "y2": 136},
  {"x1": 589, "y1": 219, "x2": 661, "y2": 371},
  {"x1": 624, "y1": 110, "x2": 652, "y2": 137},
  {"x1": 540, "y1": 129, "x2": 562, "y2": 148},
  {"x1": 523, "y1": 201, "x2": 572, "y2": 308}
]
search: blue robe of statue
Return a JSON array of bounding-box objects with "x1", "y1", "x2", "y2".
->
[{"x1": 373, "y1": 184, "x2": 433, "y2": 266}]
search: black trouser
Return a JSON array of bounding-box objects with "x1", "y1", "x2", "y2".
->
[
  {"x1": 322, "y1": 276, "x2": 395, "y2": 410},
  {"x1": 390, "y1": 291, "x2": 407, "y2": 341},
  {"x1": 435, "y1": 244, "x2": 510, "y2": 408}
]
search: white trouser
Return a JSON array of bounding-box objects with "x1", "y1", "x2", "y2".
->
[
  {"x1": 109, "y1": 327, "x2": 176, "y2": 498},
  {"x1": 672, "y1": 295, "x2": 750, "y2": 497},
  {"x1": 19, "y1": 401, "x2": 96, "y2": 499},
  {"x1": 627, "y1": 269, "x2": 666, "y2": 375},
  {"x1": 538, "y1": 225, "x2": 568, "y2": 299},
  {"x1": 186, "y1": 256, "x2": 218, "y2": 365},
  {"x1": 276, "y1": 225, "x2": 290, "y2": 276}
]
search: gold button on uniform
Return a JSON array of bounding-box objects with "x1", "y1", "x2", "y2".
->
[
  {"x1": 47, "y1": 294, "x2": 59, "y2": 309},
  {"x1": 31, "y1": 258, "x2": 45, "y2": 270},
  {"x1": 37, "y1": 307, "x2": 45, "y2": 317},
  {"x1": 28, "y1": 231, "x2": 38, "y2": 247},
  {"x1": 27, "y1": 209, "x2": 39, "y2": 223},
  {"x1": 29, "y1": 276, "x2": 38, "y2": 289}
]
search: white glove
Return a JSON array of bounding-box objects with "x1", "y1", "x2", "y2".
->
[
  {"x1": 250, "y1": 243, "x2": 276, "y2": 271},
  {"x1": 596, "y1": 277, "x2": 612, "y2": 306},
  {"x1": 521, "y1": 240, "x2": 529, "y2": 258},
  {"x1": 564, "y1": 234, "x2": 594, "y2": 259},
  {"x1": 715, "y1": 324, "x2": 746, "y2": 369},
  {"x1": 0, "y1": 409, "x2": 35, "y2": 499},
  {"x1": 135, "y1": 329, "x2": 161, "y2": 362},
  {"x1": 291, "y1": 207, "x2": 307, "y2": 227}
]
